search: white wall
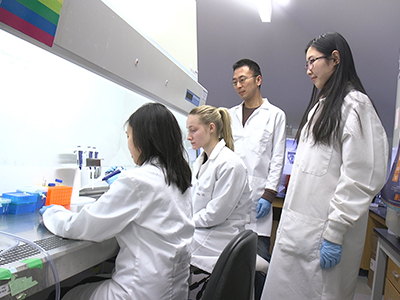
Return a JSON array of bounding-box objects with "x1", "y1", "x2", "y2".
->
[{"x1": 0, "y1": 29, "x2": 193, "y2": 193}]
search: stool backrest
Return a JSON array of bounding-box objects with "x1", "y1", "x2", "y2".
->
[{"x1": 201, "y1": 230, "x2": 257, "y2": 300}]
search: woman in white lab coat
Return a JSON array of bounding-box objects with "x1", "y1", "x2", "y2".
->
[
  {"x1": 262, "y1": 32, "x2": 389, "y2": 300},
  {"x1": 41, "y1": 103, "x2": 194, "y2": 300},
  {"x1": 187, "y1": 105, "x2": 251, "y2": 274}
]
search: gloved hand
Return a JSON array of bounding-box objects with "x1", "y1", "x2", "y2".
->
[
  {"x1": 256, "y1": 198, "x2": 272, "y2": 219},
  {"x1": 320, "y1": 239, "x2": 342, "y2": 269},
  {"x1": 104, "y1": 166, "x2": 124, "y2": 185},
  {"x1": 39, "y1": 205, "x2": 55, "y2": 215}
]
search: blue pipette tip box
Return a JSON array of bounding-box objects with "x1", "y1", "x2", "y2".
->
[
  {"x1": 2, "y1": 192, "x2": 37, "y2": 214},
  {"x1": 16, "y1": 189, "x2": 47, "y2": 210},
  {"x1": 0, "y1": 198, "x2": 11, "y2": 214}
]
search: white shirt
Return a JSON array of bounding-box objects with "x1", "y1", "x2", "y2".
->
[
  {"x1": 190, "y1": 139, "x2": 251, "y2": 273},
  {"x1": 229, "y1": 99, "x2": 286, "y2": 236},
  {"x1": 43, "y1": 160, "x2": 194, "y2": 300}
]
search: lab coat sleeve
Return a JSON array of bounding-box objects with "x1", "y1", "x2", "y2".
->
[
  {"x1": 42, "y1": 173, "x2": 142, "y2": 242},
  {"x1": 323, "y1": 96, "x2": 388, "y2": 244},
  {"x1": 193, "y1": 161, "x2": 248, "y2": 228},
  {"x1": 265, "y1": 109, "x2": 286, "y2": 191}
]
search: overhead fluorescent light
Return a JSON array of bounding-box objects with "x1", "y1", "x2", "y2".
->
[
  {"x1": 258, "y1": 0, "x2": 272, "y2": 22},
  {"x1": 274, "y1": 0, "x2": 290, "y2": 5}
]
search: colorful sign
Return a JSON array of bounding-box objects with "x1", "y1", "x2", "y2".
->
[
  {"x1": 382, "y1": 141, "x2": 400, "y2": 212},
  {"x1": 0, "y1": 0, "x2": 63, "y2": 47}
]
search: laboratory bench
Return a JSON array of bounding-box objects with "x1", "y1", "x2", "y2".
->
[
  {"x1": 371, "y1": 228, "x2": 400, "y2": 300},
  {"x1": 361, "y1": 205, "x2": 387, "y2": 270},
  {"x1": 0, "y1": 194, "x2": 384, "y2": 299},
  {"x1": 0, "y1": 212, "x2": 119, "y2": 299}
]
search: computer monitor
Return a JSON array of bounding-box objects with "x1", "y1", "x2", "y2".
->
[{"x1": 381, "y1": 142, "x2": 400, "y2": 237}]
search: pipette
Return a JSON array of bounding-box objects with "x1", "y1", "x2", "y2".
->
[
  {"x1": 102, "y1": 167, "x2": 123, "y2": 182},
  {"x1": 74, "y1": 146, "x2": 83, "y2": 170},
  {"x1": 79, "y1": 167, "x2": 123, "y2": 190}
]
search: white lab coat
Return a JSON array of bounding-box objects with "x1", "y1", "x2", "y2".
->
[
  {"x1": 262, "y1": 91, "x2": 389, "y2": 300},
  {"x1": 229, "y1": 99, "x2": 286, "y2": 236},
  {"x1": 42, "y1": 160, "x2": 194, "y2": 300},
  {"x1": 190, "y1": 139, "x2": 251, "y2": 273}
]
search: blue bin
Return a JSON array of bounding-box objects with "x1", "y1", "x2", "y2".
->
[
  {"x1": 0, "y1": 198, "x2": 11, "y2": 214},
  {"x1": 2, "y1": 192, "x2": 37, "y2": 214}
]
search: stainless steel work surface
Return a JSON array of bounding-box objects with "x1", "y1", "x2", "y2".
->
[{"x1": 0, "y1": 212, "x2": 119, "y2": 299}]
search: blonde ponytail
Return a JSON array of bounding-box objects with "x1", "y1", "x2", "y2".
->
[
  {"x1": 189, "y1": 105, "x2": 234, "y2": 151},
  {"x1": 218, "y1": 108, "x2": 234, "y2": 151}
]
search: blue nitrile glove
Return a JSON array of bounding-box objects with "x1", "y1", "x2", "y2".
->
[
  {"x1": 320, "y1": 239, "x2": 342, "y2": 269},
  {"x1": 39, "y1": 205, "x2": 55, "y2": 215},
  {"x1": 256, "y1": 198, "x2": 272, "y2": 219},
  {"x1": 104, "y1": 166, "x2": 124, "y2": 185}
]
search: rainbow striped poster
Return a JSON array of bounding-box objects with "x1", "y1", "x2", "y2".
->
[{"x1": 0, "y1": 0, "x2": 64, "y2": 47}]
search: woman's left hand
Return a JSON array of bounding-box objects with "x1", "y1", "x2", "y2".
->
[
  {"x1": 320, "y1": 239, "x2": 342, "y2": 269},
  {"x1": 256, "y1": 198, "x2": 272, "y2": 219}
]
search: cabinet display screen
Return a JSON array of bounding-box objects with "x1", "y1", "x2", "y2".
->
[{"x1": 185, "y1": 89, "x2": 199, "y2": 106}]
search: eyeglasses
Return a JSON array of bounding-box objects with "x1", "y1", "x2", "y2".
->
[
  {"x1": 232, "y1": 76, "x2": 256, "y2": 86},
  {"x1": 305, "y1": 56, "x2": 327, "y2": 70}
]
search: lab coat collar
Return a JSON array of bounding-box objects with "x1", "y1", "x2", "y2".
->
[
  {"x1": 241, "y1": 98, "x2": 271, "y2": 110},
  {"x1": 194, "y1": 140, "x2": 226, "y2": 180},
  {"x1": 260, "y1": 98, "x2": 272, "y2": 109},
  {"x1": 201, "y1": 139, "x2": 226, "y2": 161},
  {"x1": 234, "y1": 98, "x2": 271, "y2": 125},
  {"x1": 235, "y1": 98, "x2": 271, "y2": 118}
]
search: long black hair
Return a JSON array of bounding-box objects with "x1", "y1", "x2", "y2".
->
[
  {"x1": 126, "y1": 103, "x2": 191, "y2": 194},
  {"x1": 296, "y1": 32, "x2": 367, "y2": 145}
]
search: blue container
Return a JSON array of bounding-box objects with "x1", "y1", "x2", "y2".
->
[
  {"x1": 17, "y1": 189, "x2": 47, "y2": 210},
  {"x1": 2, "y1": 192, "x2": 37, "y2": 214},
  {"x1": 35, "y1": 193, "x2": 47, "y2": 210},
  {"x1": 8, "y1": 202, "x2": 37, "y2": 214},
  {"x1": 0, "y1": 198, "x2": 11, "y2": 214}
]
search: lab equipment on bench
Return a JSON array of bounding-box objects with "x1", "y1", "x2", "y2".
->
[
  {"x1": 46, "y1": 185, "x2": 73, "y2": 207},
  {"x1": 103, "y1": 166, "x2": 123, "y2": 185},
  {"x1": 2, "y1": 192, "x2": 37, "y2": 214},
  {"x1": 17, "y1": 186, "x2": 48, "y2": 210},
  {"x1": 382, "y1": 139, "x2": 400, "y2": 237},
  {"x1": 0, "y1": 198, "x2": 11, "y2": 214},
  {"x1": 78, "y1": 166, "x2": 124, "y2": 190},
  {"x1": 69, "y1": 167, "x2": 123, "y2": 211}
]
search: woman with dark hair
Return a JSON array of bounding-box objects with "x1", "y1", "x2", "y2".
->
[
  {"x1": 41, "y1": 102, "x2": 194, "y2": 300},
  {"x1": 262, "y1": 32, "x2": 388, "y2": 299}
]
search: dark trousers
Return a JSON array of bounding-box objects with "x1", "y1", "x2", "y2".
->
[{"x1": 254, "y1": 235, "x2": 271, "y2": 300}]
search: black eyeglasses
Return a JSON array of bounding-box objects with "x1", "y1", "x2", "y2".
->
[
  {"x1": 232, "y1": 76, "x2": 256, "y2": 86},
  {"x1": 305, "y1": 56, "x2": 327, "y2": 70}
]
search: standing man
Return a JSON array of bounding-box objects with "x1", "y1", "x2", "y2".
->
[{"x1": 229, "y1": 59, "x2": 286, "y2": 300}]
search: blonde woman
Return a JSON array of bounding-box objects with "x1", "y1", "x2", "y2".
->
[{"x1": 187, "y1": 105, "x2": 251, "y2": 273}]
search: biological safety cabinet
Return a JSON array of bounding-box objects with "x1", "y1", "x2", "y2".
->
[{"x1": 0, "y1": 0, "x2": 206, "y2": 192}]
